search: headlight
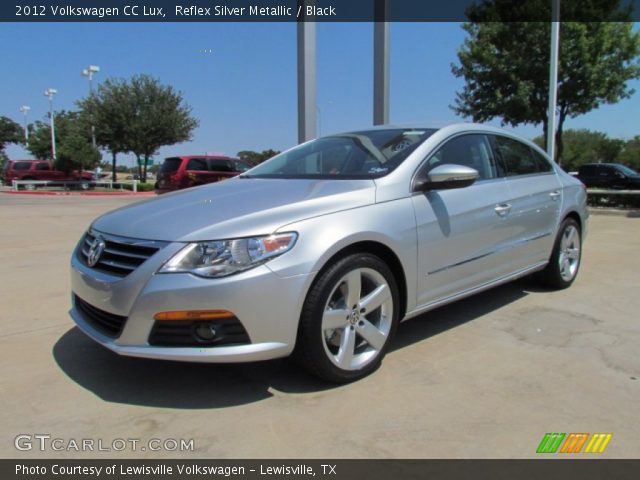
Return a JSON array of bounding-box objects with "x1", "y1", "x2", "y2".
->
[{"x1": 158, "y1": 232, "x2": 297, "y2": 278}]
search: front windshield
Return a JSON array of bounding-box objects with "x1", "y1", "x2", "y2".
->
[
  {"x1": 243, "y1": 128, "x2": 437, "y2": 179},
  {"x1": 616, "y1": 164, "x2": 638, "y2": 176}
]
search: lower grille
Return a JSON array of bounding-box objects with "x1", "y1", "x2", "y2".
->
[
  {"x1": 149, "y1": 319, "x2": 251, "y2": 347},
  {"x1": 74, "y1": 295, "x2": 127, "y2": 338}
]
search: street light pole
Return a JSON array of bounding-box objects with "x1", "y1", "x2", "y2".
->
[
  {"x1": 547, "y1": 0, "x2": 560, "y2": 163},
  {"x1": 19, "y1": 105, "x2": 30, "y2": 147},
  {"x1": 43, "y1": 88, "x2": 57, "y2": 161},
  {"x1": 82, "y1": 64, "x2": 100, "y2": 149}
]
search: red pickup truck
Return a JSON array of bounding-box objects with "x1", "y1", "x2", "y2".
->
[{"x1": 2, "y1": 160, "x2": 93, "y2": 189}]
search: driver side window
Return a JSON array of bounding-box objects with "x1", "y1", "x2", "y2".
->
[{"x1": 423, "y1": 134, "x2": 497, "y2": 181}]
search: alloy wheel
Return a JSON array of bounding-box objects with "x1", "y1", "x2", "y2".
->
[
  {"x1": 558, "y1": 224, "x2": 581, "y2": 282},
  {"x1": 321, "y1": 267, "x2": 394, "y2": 370}
]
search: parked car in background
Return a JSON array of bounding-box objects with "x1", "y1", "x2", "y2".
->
[
  {"x1": 70, "y1": 123, "x2": 588, "y2": 382},
  {"x1": 1, "y1": 160, "x2": 93, "y2": 189},
  {"x1": 155, "y1": 155, "x2": 250, "y2": 193},
  {"x1": 575, "y1": 163, "x2": 640, "y2": 190}
]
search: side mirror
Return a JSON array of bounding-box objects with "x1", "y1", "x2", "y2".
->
[{"x1": 413, "y1": 164, "x2": 479, "y2": 192}]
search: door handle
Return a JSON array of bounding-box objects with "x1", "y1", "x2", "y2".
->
[
  {"x1": 494, "y1": 203, "x2": 512, "y2": 217},
  {"x1": 549, "y1": 190, "x2": 561, "y2": 201}
]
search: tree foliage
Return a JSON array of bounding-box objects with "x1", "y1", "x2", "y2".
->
[
  {"x1": 533, "y1": 129, "x2": 624, "y2": 171},
  {"x1": 27, "y1": 111, "x2": 100, "y2": 173},
  {"x1": 127, "y1": 74, "x2": 199, "y2": 181},
  {"x1": 451, "y1": 1, "x2": 640, "y2": 163},
  {"x1": 237, "y1": 149, "x2": 280, "y2": 165},
  {"x1": 78, "y1": 74, "x2": 199, "y2": 182},
  {"x1": 78, "y1": 78, "x2": 133, "y2": 181},
  {"x1": 618, "y1": 136, "x2": 640, "y2": 171},
  {"x1": 0, "y1": 116, "x2": 24, "y2": 166}
]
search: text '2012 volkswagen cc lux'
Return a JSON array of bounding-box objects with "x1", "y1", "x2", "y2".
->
[{"x1": 70, "y1": 123, "x2": 587, "y2": 382}]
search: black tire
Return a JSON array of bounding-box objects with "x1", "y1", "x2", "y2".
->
[
  {"x1": 295, "y1": 253, "x2": 400, "y2": 383},
  {"x1": 538, "y1": 217, "x2": 582, "y2": 290}
]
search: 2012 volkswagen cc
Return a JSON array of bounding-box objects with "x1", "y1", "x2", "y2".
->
[{"x1": 70, "y1": 123, "x2": 587, "y2": 382}]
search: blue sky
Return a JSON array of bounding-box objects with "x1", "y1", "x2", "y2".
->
[{"x1": 1, "y1": 22, "x2": 639, "y2": 166}]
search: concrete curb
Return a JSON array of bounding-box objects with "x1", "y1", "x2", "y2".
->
[
  {"x1": 588, "y1": 207, "x2": 640, "y2": 218},
  {"x1": 2, "y1": 190, "x2": 155, "y2": 197}
]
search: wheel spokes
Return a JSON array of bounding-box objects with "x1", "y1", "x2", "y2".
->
[
  {"x1": 360, "y1": 284, "x2": 391, "y2": 314},
  {"x1": 344, "y1": 270, "x2": 362, "y2": 309},
  {"x1": 321, "y1": 266, "x2": 394, "y2": 371},
  {"x1": 322, "y1": 309, "x2": 350, "y2": 330},
  {"x1": 337, "y1": 326, "x2": 356, "y2": 368},
  {"x1": 357, "y1": 318, "x2": 387, "y2": 350},
  {"x1": 566, "y1": 247, "x2": 580, "y2": 260}
]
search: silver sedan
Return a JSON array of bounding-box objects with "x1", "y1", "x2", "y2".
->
[{"x1": 70, "y1": 123, "x2": 587, "y2": 382}]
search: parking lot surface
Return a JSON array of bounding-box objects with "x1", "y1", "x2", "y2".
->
[{"x1": 1, "y1": 194, "x2": 638, "y2": 458}]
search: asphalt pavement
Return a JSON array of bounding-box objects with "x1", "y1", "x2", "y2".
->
[{"x1": 1, "y1": 194, "x2": 638, "y2": 458}]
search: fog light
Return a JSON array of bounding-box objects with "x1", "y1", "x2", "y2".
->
[{"x1": 194, "y1": 323, "x2": 217, "y2": 341}]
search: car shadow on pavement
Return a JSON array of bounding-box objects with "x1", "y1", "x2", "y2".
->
[
  {"x1": 391, "y1": 278, "x2": 538, "y2": 352},
  {"x1": 53, "y1": 278, "x2": 540, "y2": 409}
]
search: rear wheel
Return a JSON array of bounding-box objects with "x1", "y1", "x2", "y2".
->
[
  {"x1": 295, "y1": 253, "x2": 400, "y2": 383},
  {"x1": 538, "y1": 218, "x2": 582, "y2": 289}
]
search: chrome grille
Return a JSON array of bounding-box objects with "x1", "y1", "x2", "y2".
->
[{"x1": 79, "y1": 230, "x2": 164, "y2": 277}]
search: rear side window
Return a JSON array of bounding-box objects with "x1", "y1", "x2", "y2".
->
[
  {"x1": 494, "y1": 136, "x2": 553, "y2": 176},
  {"x1": 208, "y1": 159, "x2": 233, "y2": 172},
  {"x1": 36, "y1": 163, "x2": 50, "y2": 171},
  {"x1": 186, "y1": 158, "x2": 209, "y2": 171},
  {"x1": 13, "y1": 162, "x2": 32, "y2": 171},
  {"x1": 160, "y1": 158, "x2": 181, "y2": 173},
  {"x1": 424, "y1": 134, "x2": 498, "y2": 181}
]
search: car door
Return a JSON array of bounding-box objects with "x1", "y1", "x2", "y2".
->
[
  {"x1": 185, "y1": 158, "x2": 211, "y2": 186},
  {"x1": 609, "y1": 166, "x2": 628, "y2": 190},
  {"x1": 412, "y1": 133, "x2": 515, "y2": 307},
  {"x1": 491, "y1": 135, "x2": 562, "y2": 271}
]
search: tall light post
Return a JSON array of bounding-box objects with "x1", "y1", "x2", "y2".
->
[
  {"x1": 19, "y1": 105, "x2": 30, "y2": 147},
  {"x1": 43, "y1": 88, "x2": 57, "y2": 161},
  {"x1": 547, "y1": 0, "x2": 560, "y2": 163},
  {"x1": 81, "y1": 64, "x2": 100, "y2": 149}
]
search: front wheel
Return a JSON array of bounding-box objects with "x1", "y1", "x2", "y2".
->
[
  {"x1": 295, "y1": 253, "x2": 400, "y2": 383},
  {"x1": 538, "y1": 218, "x2": 582, "y2": 289}
]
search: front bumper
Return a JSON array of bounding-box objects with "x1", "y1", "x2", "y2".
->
[{"x1": 70, "y1": 239, "x2": 314, "y2": 363}]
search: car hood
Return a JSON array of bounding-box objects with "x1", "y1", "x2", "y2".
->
[{"x1": 92, "y1": 177, "x2": 376, "y2": 242}]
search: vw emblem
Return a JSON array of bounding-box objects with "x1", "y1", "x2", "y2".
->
[{"x1": 87, "y1": 235, "x2": 106, "y2": 267}]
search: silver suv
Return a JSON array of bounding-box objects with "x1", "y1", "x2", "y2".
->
[{"x1": 70, "y1": 123, "x2": 587, "y2": 382}]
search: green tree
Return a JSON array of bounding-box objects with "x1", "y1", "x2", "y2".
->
[
  {"x1": 237, "y1": 149, "x2": 280, "y2": 165},
  {"x1": 451, "y1": 3, "x2": 640, "y2": 163},
  {"x1": 126, "y1": 74, "x2": 199, "y2": 182},
  {"x1": 27, "y1": 111, "x2": 100, "y2": 172},
  {"x1": 618, "y1": 136, "x2": 640, "y2": 171},
  {"x1": 78, "y1": 78, "x2": 134, "y2": 182},
  {"x1": 533, "y1": 129, "x2": 624, "y2": 171},
  {"x1": 0, "y1": 116, "x2": 24, "y2": 168}
]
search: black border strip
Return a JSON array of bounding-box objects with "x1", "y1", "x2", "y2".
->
[
  {"x1": 4, "y1": 459, "x2": 640, "y2": 480},
  {"x1": 2, "y1": 0, "x2": 640, "y2": 23}
]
